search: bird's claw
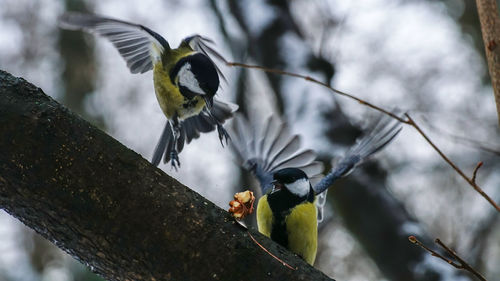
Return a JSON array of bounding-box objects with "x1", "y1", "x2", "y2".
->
[
  {"x1": 169, "y1": 150, "x2": 181, "y2": 171},
  {"x1": 217, "y1": 124, "x2": 230, "y2": 146}
]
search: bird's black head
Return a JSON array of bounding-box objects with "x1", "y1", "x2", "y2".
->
[
  {"x1": 273, "y1": 168, "x2": 308, "y2": 184},
  {"x1": 169, "y1": 53, "x2": 219, "y2": 100},
  {"x1": 272, "y1": 168, "x2": 311, "y2": 198}
]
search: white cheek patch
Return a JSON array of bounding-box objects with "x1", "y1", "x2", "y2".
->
[
  {"x1": 178, "y1": 63, "x2": 205, "y2": 95},
  {"x1": 285, "y1": 178, "x2": 310, "y2": 197}
]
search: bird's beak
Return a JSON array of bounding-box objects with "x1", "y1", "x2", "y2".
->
[{"x1": 271, "y1": 180, "x2": 283, "y2": 194}]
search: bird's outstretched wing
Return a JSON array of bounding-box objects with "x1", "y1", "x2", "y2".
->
[
  {"x1": 230, "y1": 114, "x2": 324, "y2": 194},
  {"x1": 59, "y1": 12, "x2": 169, "y2": 74},
  {"x1": 185, "y1": 35, "x2": 227, "y2": 63},
  {"x1": 183, "y1": 35, "x2": 227, "y2": 83},
  {"x1": 313, "y1": 113, "x2": 403, "y2": 194},
  {"x1": 152, "y1": 99, "x2": 237, "y2": 166}
]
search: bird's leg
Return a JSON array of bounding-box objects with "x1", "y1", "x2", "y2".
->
[
  {"x1": 170, "y1": 117, "x2": 181, "y2": 169},
  {"x1": 206, "y1": 109, "x2": 230, "y2": 146},
  {"x1": 203, "y1": 96, "x2": 214, "y2": 108}
]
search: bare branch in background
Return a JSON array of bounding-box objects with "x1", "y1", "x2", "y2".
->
[
  {"x1": 405, "y1": 114, "x2": 498, "y2": 211},
  {"x1": 226, "y1": 61, "x2": 500, "y2": 212},
  {"x1": 419, "y1": 117, "x2": 500, "y2": 157},
  {"x1": 409, "y1": 236, "x2": 487, "y2": 281},
  {"x1": 226, "y1": 62, "x2": 406, "y2": 122},
  {"x1": 475, "y1": 0, "x2": 500, "y2": 125},
  {"x1": 472, "y1": 161, "x2": 484, "y2": 184}
]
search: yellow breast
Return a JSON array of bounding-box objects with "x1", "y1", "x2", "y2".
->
[
  {"x1": 285, "y1": 201, "x2": 318, "y2": 265},
  {"x1": 256, "y1": 196, "x2": 273, "y2": 237},
  {"x1": 152, "y1": 50, "x2": 206, "y2": 120},
  {"x1": 256, "y1": 195, "x2": 318, "y2": 265}
]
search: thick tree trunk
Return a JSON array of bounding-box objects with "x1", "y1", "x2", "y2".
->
[
  {"x1": 475, "y1": 0, "x2": 500, "y2": 126},
  {"x1": 0, "y1": 70, "x2": 333, "y2": 281}
]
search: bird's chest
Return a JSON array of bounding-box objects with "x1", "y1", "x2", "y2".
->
[
  {"x1": 153, "y1": 64, "x2": 206, "y2": 120},
  {"x1": 270, "y1": 202, "x2": 317, "y2": 245},
  {"x1": 259, "y1": 195, "x2": 318, "y2": 265},
  {"x1": 282, "y1": 203, "x2": 318, "y2": 265}
]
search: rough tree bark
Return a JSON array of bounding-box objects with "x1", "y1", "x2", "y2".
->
[
  {"x1": 475, "y1": 0, "x2": 500, "y2": 126},
  {"x1": 0, "y1": 70, "x2": 334, "y2": 281}
]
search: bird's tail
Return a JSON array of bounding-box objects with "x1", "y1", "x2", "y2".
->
[
  {"x1": 152, "y1": 99, "x2": 238, "y2": 166},
  {"x1": 152, "y1": 122, "x2": 176, "y2": 166}
]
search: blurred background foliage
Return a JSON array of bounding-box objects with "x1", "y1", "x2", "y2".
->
[{"x1": 0, "y1": 0, "x2": 499, "y2": 280}]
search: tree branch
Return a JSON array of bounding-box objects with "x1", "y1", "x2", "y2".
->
[
  {"x1": 226, "y1": 62, "x2": 406, "y2": 123},
  {"x1": 475, "y1": 0, "x2": 500, "y2": 125},
  {"x1": 409, "y1": 236, "x2": 487, "y2": 281},
  {"x1": 405, "y1": 114, "x2": 498, "y2": 212},
  {"x1": 0, "y1": 70, "x2": 334, "y2": 281}
]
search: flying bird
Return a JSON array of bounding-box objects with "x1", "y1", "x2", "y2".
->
[{"x1": 60, "y1": 13, "x2": 237, "y2": 168}]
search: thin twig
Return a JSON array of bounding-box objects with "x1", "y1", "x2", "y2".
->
[
  {"x1": 435, "y1": 239, "x2": 488, "y2": 281},
  {"x1": 248, "y1": 232, "x2": 298, "y2": 270},
  {"x1": 405, "y1": 114, "x2": 499, "y2": 212},
  {"x1": 472, "y1": 162, "x2": 484, "y2": 184},
  {"x1": 226, "y1": 61, "x2": 500, "y2": 212},
  {"x1": 409, "y1": 236, "x2": 487, "y2": 281},
  {"x1": 226, "y1": 62, "x2": 407, "y2": 123},
  {"x1": 419, "y1": 117, "x2": 500, "y2": 156},
  {"x1": 408, "y1": 236, "x2": 461, "y2": 267}
]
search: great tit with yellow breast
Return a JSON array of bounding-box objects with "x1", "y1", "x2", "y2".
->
[
  {"x1": 230, "y1": 113, "x2": 402, "y2": 265},
  {"x1": 59, "y1": 13, "x2": 237, "y2": 168}
]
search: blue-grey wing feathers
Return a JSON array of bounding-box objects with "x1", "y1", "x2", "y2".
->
[
  {"x1": 230, "y1": 114, "x2": 324, "y2": 194},
  {"x1": 59, "y1": 12, "x2": 168, "y2": 74},
  {"x1": 313, "y1": 113, "x2": 402, "y2": 194}
]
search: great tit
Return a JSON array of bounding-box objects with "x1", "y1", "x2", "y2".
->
[
  {"x1": 230, "y1": 113, "x2": 402, "y2": 265},
  {"x1": 59, "y1": 13, "x2": 237, "y2": 168}
]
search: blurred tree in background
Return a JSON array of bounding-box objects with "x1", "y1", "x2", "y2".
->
[{"x1": 0, "y1": 0, "x2": 498, "y2": 280}]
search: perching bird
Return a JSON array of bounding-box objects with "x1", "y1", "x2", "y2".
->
[
  {"x1": 59, "y1": 13, "x2": 237, "y2": 168},
  {"x1": 230, "y1": 113, "x2": 402, "y2": 265}
]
